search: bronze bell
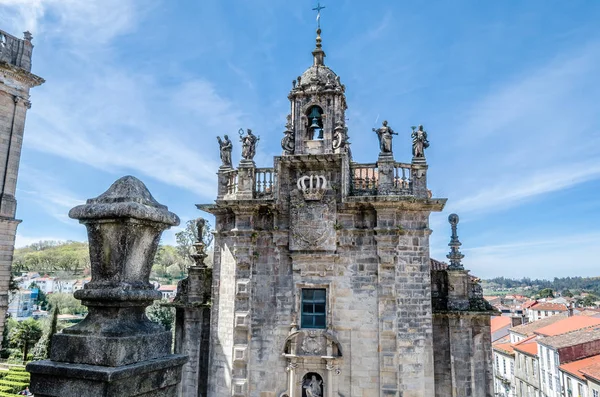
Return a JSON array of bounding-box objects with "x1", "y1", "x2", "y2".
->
[{"x1": 309, "y1": 116, "x2": 320, "y2": 130}]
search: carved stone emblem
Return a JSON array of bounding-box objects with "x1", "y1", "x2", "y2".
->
[
  {"x1": 290, "y1": 189, "x2": 336, "y2": 251},
  {"x1": 301, "y1": 331, "x2": 325, "y2": 355}
]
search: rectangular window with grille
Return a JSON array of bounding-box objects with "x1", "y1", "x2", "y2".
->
[
  {"x1": 593, "y1": 389, "x2": 598, "y2": 397},
  {"x1": 301, "y1": 289, "x2": 326, "y2": 329}
]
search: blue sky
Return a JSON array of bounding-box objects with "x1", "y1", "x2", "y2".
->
[{"x1": 1, "y1": 0, "x2": 600, "y2": 279}]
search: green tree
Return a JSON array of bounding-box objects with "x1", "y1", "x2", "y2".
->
[
  {"x1": 561, "y1": 289, "x2": 574, "y2": 298},
  {"x1": 153, "y1": 245, "x2": 180, "y2": 278},
  {"x1": 175, "y1": 219, "x2": 213, "y2": 268},
  {"x1": 32, "y1": 307, "x2": 60, "y2": 360},
  {"x1": 146, "y1": 300, "x2": 175, "y2": 331},
  {"x1": 8, "y1": 318, "x2": 43, "y2": 362},
  {"x1": 537, "y1": 288, "x2": 554, "y2": 299},
  {"x1": 47, "y1": 293, "x2": 87, "y2": 315},
  {"x1": 582, "y1": 294, "x2": 599, "y2": 307}
]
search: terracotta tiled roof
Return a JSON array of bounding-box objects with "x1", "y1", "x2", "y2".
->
[
  {"x1": 579, "y1": 362, "x2": 600, "y2": 382},
  {"x1": 522, "y1": 300, "x2": 538, "y2": 309},
  {"x1": 493, "y1": 342, "x2": 515, "y2": 356},
  {"x1": 560, "y1": 354, "x2": 600, "y2": 381},
  {"x1": 510, "y1": 314, "x2": 567, "y2": 336},
  {"x1": 430, "y1": 258, "x2": 448, "y2": 271},
  {"x1": 577, "y1": 310, "x2": 600, "y2": 317},
  {"x1": 538, "y1": 326, "x2": 600, "y2": 349},
  {"x1": 531, "y1": 302, "x2": 568, "y2": 312},
  {"x1": 491, "y1": 316, "x2": 513, "y2": 333},
  {"x1": 535, "y1": 316, "x2": 600, "y2": 337},
  {"x1": 513, "y1": 336, "x2": 538, "y2": 357}
]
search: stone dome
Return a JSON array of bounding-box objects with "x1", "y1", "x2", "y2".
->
[{"x1": 297, "y1": 64, "x2": 342, "y2": 91}]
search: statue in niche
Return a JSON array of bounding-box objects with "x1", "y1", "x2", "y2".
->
[
  {"x1": 281, "y1": 115, "x2": 295, "y2": 155},
  {"x1": 303, "y1": 375, "x2": 323, "y2": 397},
  {"x1": 332, "y1": 120, "x2": 347, "y2": 151},
  {"x1": 239, "y1": 128, "x2": 259, "y2": 160},
  {"x1": 372, "y1": 120, "x2": 397, "y2": 154},
  {"x1": 216, "y1": 135, "x2": 232, "y2": 167},
  {"x1": 411, "y1": 124, "x2": 430, "y2": 158}
]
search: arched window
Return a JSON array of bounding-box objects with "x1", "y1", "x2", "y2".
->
[{"x1": 306, "y1": 106, "x2": 323, "y2": 140}]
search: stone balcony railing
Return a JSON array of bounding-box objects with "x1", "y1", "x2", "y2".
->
[{"x1": 217, "y1": 160, "x2": 427, "y2": 200}]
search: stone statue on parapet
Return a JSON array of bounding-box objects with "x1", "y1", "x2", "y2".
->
[
  {"x1": 239, "y1": 128, "x2": 259, "y2": 161},
  {"x1": 216, "y1": 135, "x2": 232, "y2": 168},
  {"x1": 281, "y1": 115, "x2": 295, "y2": 155},
  {"x1": 411, "y1": 125, "x2": 429, "y2": 158},
  {"x1": 372, "y1": 120, "x2": 397, "y2": 154}
]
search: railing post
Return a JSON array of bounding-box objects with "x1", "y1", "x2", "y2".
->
[
  {"x1": 237, "y1": 159, "x2": 255, "y2": 200},
  {"x1": 411, "y1": 162, "x2": 428, "y2": 198},
  {"x1": 377, "y1": 156, "x2": 395, "y2": 195}
]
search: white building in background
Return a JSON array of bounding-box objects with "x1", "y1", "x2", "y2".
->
[
  {"x1": 7, "y1": 289, "x2": 33, "y2": 318},
  {"x1": 527, "y1": 302, "x2": 568, "y2": 322},
  {"x1": 158, "y1": 285, "x2": 177, "y2": 300},
  {"x1": 493, "y1": 342, "x2": 516, "y2": 397}
]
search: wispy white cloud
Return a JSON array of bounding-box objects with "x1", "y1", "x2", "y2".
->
[
  {"x1": 17, "y1": 168, "x2": 83, "y2": 225},
  {"x1": 441, "y1": 40, "x2": 600, "y2": 215},
  {"x1": 452, "y1": 160, "x2": 600, "y2": 214},
  {"x1": 0, "y1": 0, "x2": 143, "y2": 45},
  {"x1": 1, "y1": 0, "x2": 245, "y2": 200},
  {"x1": 449, "y1": 232, "x2": 600, "y2": 279}
]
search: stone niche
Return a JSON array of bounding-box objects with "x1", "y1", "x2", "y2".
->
[{"x1": 281, "y1": 330, "x2": 342, "y2": 397}]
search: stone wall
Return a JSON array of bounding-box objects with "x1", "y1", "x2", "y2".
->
[{"x1": 202, "y1": 152, "x2": 445, "y2": 397}]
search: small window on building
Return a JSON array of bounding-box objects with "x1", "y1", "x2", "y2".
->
[
  {"x1": 510, "y1": 362, "x2": 514, "y2": 375},
  {"x1": 592, "y1": 389, "x2": 598, "y2": 397},
  {"x1": 302, "y1": 289, "x2": 326, "y2": 329},
  {"x1": 578, "y1": 383, "x2": 584, "y2": 396}
]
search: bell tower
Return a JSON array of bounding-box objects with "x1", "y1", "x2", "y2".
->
[{"x1": 287, "y1": 27, "x2": 348, "y2": 155}]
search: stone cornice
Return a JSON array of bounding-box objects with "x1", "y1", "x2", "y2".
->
[
  {"x1": 0, "y1": 61, "x2": 44, "y2": 88},
  {"x1": 197, "y1": 200, "x2": 275, "y2": 214},
  {"x1": 341, "y1": 196, "x2": 447, "y2": 211}
]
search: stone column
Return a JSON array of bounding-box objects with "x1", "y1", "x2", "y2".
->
[
  {"x1": 376, "y1": 155, "x2": 396, "y2": 195},
  {"x1": 237, "y1": 160, "x2": 256, "y2": 200},
  {"x1": 27, "y1": 176, "x2": 187, "y2": 397},
  {"x1": 411, "y1": 162, "x2": 428, "y2": 199},
  {"x1": 171, "y1": 218, "x2": 212, "y2": 397}
]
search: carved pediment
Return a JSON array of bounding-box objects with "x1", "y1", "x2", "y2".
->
[{"x1": 283, "y1": 329, "x2": 342, "y2": 358}]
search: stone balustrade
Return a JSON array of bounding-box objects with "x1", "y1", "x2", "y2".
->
[
  {"x1": 254, "y1": 167, "x2": 276, "y2": 198},
  {"x1": 217, "y1": 160, "x2": 427, "y2": 200}
]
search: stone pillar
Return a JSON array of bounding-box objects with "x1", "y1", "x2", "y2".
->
[
  {"x1": 27, "y1": 176, "x2": 187, "y2": 397},
  {"x1": 376, "y1": 155, "x2": 395, "y2": 195},
  {"x1": 237, "y1": 160, "x2": 255, "y2": 200},
  {"x1": 171, "y1": 218, "x2": 212, "y2": 397},
  {"x1": 411, "y1": 162, "x2": 428, "y2": 199}
]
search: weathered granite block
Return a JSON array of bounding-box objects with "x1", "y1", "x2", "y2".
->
[{"x1": 27, "y1": 176, "x2": 187, "y2": 397}]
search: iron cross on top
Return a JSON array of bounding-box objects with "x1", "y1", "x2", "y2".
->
[{"x1": 312, "y1": 2, "x2": 325, "y2": 28}]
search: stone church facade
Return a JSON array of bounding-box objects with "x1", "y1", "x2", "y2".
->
[
  {"x1": 171, "y1": 27, "x2": 499, "y2": 397},
  {"x1": 0, "y1": 29, "x2": 44, "y2": 340}
]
